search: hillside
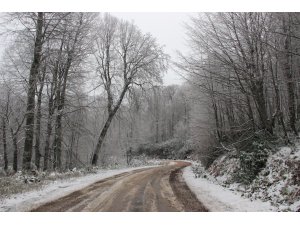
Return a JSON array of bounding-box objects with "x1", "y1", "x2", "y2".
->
[{"x1": 190, "y1": 140, "x2": 300, "y2": 211}]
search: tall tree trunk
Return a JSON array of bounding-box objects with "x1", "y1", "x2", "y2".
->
[
  {"x1": 2, "y1": 118, "x2": 8, "y2": 171},
  {"x1": 52, "y1": 19, "x2": 81, "y2": 170},
  {"x1": 283, "y1": 15, "x2": 298, "y2": 135},
  {"x1": 22, "y1": 12, "x2": 44, "y2": 170},
  {"x1": 154, "y1": 88, "x2": 160, "y2": 143},
  {"x1": 67, "y1": 131, "x2": 75, "y2": 169},
  {"x1": 53, "y1": 105, "x2": 63, "y2": 170},
  {"x1": 212, "y1": 100, "x2": 221, "y2": 141},
  {"x1": 10, "y1": 129, "x2": 18, "y2": 172},
  {"x1": 52, "y1": 63, "x2": 63, "y2": 170},
  {"x1": 245, "y1": 94, "x2": 255, "y2": 130},
  {"x1": 92, "y1": 85, "x2": 129, "y2": 166},
  {"x1": 252, "y1": 80, "x2": 272, "y2": 134},
  {"x1": 91, "y1": 112, "x2": 115, "y2": 165},
  {"x1": 43, "y1": 112, "x2": 53, "y2": 171},
  {"x1": 52, "y1": 56, "x2": 72, "y2": 170},
  {"x1": 269, "y1": 50, "x2": 288, "y2": 139},
  {"x1": 34, "y1": 66, "x2": 46, "y2": 170},
  {"x1": 44, "y1": 37, "x2": 64, "y2": 171}
]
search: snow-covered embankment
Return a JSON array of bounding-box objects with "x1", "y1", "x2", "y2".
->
[{"x1": 182, "y1": 166, "x2": 275, "y2": 212}]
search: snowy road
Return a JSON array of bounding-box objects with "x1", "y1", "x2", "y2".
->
[{"x1": 31, "y1": 161, "x2": 207, "y2": 212}]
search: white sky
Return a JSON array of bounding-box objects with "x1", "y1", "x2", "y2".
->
[{"x1": 111, "y1": 13, "x2": 192, "y2": 86}]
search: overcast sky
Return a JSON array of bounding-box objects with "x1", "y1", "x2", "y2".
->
[{"x1": 111, "y1": 13, "x2": 193, "y2": 86}]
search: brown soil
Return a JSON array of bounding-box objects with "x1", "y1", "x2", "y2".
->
[{"x1": 31, "y1": 161, "x2": 207, "y2": 212}]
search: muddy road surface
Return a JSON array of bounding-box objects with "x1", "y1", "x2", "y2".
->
[{"x1": 32, "y1": 161, "x2": 207, "y2": 212}]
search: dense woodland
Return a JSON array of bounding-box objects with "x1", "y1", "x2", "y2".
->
[
  {"x1": 177, "y1": 12, "x2": 300, "y2": 179},
  {"x1": 1, "y1": 12, "x2": 300, "y2": 174},
  {"x1": 0, "y1": 12, "x2": 173, "y2": 172}
]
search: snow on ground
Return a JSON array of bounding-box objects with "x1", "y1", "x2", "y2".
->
[
  {"x1": 188, "y1": 141, "x2": 300, "y2": 211},
  {"x1": 182, "y1": 166, "x2": 276, "y2": 212},
  {"x1": 0, "y1": 165, "x2": 159, "y2": 212},
  {"x1": 246, "y1": 145, "x2": 300, "y2": 211}
]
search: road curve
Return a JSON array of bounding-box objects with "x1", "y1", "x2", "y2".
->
[{"x1": 32, "y1": 161, "x2": 207, "y2": 212}]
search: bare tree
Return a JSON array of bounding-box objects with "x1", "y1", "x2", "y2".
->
[
  {"x1": 175, "y1": 12, "x2": 300, "y2": 168},
  {"x1": 281, "y1": 13, "x2": 298, "y2": 135},
  {"x1": 1, "y1": 116, "x2": 8, "y2": 171},
  {"x1": 22, "y1": 12, "x2": 44, "y2": 170},
  {"x1": 34, "y1": 61, "x2": 47, "y2": 169},
  {"x1": 91, "y1": 14, "x2": 168, "y2": 165}
]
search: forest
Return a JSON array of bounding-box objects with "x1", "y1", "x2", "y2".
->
[
  {"x1": 0, "y1": 12, "x2": 300, "y2": 178},
  {"x1": 1, "y1": 11, "x2": 300, "y2": 213},
  {"x1": 177, "y1": 13, "x2": 300, "y2": 176},
  {"x1": 0, "y1": 12, "x2": 177, "y2": 172}
]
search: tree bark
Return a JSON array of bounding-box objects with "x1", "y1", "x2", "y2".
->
[
  {"x1": 10, "y1": 128, "x2": 18, "y2": 172},
  {"x1": 34, "y1": 65, "x2": 46, "y2": 170},
  {"x1": 43, "y1": 37, "x2": 64, "y2": 171},
  {"x1": 52, "y1": 102, "x2": 63, "y2": 170},
  {"x1": 52, "y1": 51, "x2": 73, "y2": 170},
  {"x1": 91, "y1": 113, "x2": 115, "y2": 165},
  {"x1": 252, "y1": 80, "x2": 272, "y2": 134},
  {"x1": 43, "y1": 110, "x2": 53, "y2": 171},
  {"x1": 245, "y1": 94, "x2": 255, "y2": 130},
  {"x1": 22, "y1": 12, "x2": 44, "y2": 170},
  {"x1": 283, "y1": 15, "x2": 298, "y2": 135},
  {"x1": 2, "y1": 118, "x2": 8, "y2": 171},
  {"x1": 52, "y1": 68, "x2": 63, "y2": 170},
  {"x1": 52, "y1": 16, "x2": 81, "y2": 170},
  {"x1": 92, "y1": 84, "x2": 129, "y2": 166},
  {"x1": 269, "y1": 49, "x2": 288, "y2": 139}
]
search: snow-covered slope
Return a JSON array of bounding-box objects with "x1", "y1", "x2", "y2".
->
[
  {"x1": 182, "y1": 166, "x2": 275, "y2": 211},
  {"x1": 186, "y1": 141, "x2": 300, "y2": 211},
  {"x1": 247, "y1": 145, "x2": 300, "y2": 211}
]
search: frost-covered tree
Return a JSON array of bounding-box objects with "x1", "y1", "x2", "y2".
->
[{"x1": 91, "y1": 13, "x2": 168, "y2": 165}]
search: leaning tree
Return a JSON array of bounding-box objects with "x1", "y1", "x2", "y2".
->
[{"x1": 91, "y1": 14, "x2": 168, "y2": 165}]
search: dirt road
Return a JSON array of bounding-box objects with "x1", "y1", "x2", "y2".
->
[{"x1": 32, "y1": 161, "x2": 207, "y2": 212}]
